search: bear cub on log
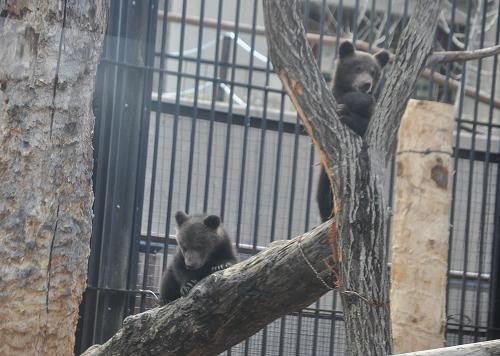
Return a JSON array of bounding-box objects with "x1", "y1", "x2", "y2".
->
[
  {"x1": 159, "y1": 211, "x2": 238, "y2": 305},
  {"x1": 317, "y1": 41, "x2": 390, "y2": 222}
]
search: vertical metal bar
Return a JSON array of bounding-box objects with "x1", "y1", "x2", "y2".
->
[
  {"x1": 445, "y1": 0, "x2": 459, "y2": 341},
  {"x1": 472, "y1": 0, "x2": 492, "y2": 342},
  {"x1": 460, "y1": 0, "x2": 488, "y2": 342},
  {"x1": 295, "y1": 310, "x2": 302, "y2": 356},
  {"x1": 316, "y1": 0, "x2": 326, "y2": 68},
  {"x1": 286, "y1": 119, "x2": 301, "y2": 239},
  {"x1": 261, "y1": 323, "x2": 268, "y2": 355},
  {"x1": 255, "y1": 24, "x2": 273, "y2": 356},
  {"x1": 253, "y1": 37, "x2": 272, "y2": 248},
  {"x1": 487, "y1": 1, "x2": 500, "y2": 340},
  {"x1": 278, "y1": 316, "x2": 287, "y2": 356},
  {"x1": 185, "y1": 0, "x2": 207, "y2": 213},
  {"x1": 219, "y1": 0, "x2": 242, "y2": 221},
  {"x1": 243, "y1": 332, "x2": 250, "y2": 356},
  {"x1": 352, "y1": 0, "x2": 359, "y2": 43},
  {"x1": 270, "y1": 93, "x2": 286, "y2": 243},
  {"x1": 384, "y1": 0, "x2": 392, "y2": 48},
  {"x1": 335, "y1": 0, "x2": 343, "y2": 57},
  {"x1": 312, "y1": 308, "x2": 321, "y2": 355},
  {"x1": 329, "y1": 293, "x2": 337, "y2": 355},
  {"x1": 403, "y1": 0, "x2": 409, "y2": 27},
  {"x1": 203, "y1": 0, "x2": 225, "y2": 212},
  {"x1": 272, "y1": 92, "x2": 286, "y2": 356},
  {"x1": 305, "y1": 145, "x2": 315, "y2": 231},
  {"x1": 427, "y1": 35, "x2": 437, "y2": 99},
  {"x1": 442, "y1": 0, "x2": 457, "y2": 102},
  {"x1": 163, "y1": 0, "x2": 188, "y2": 271},
  {"x1": 140, "y1": 0, "x2": 170, "y2": 313},
  {"x1": 305, "y1": 135, "x2": 315, "y2": 230},
  {"x1": 236, "y1": 0, "x2": 259, "y2": 248},
  {"x1": 489, "y1": 163, "x2": 500, "y2": 339},
  {"x1": 453, "y1": 0, "x2": 473, "y2": 344},
  {"x1": 217, "y1": 36, "x2": 232, "y2": 102},
  {"x1": 369, "y1": 0, "x2": 376, "y2": 50}
]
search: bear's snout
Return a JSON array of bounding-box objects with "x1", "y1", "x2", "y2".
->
[
  {"x1": 183, "y1": 251, "x2": 204, "y2": 270},
  {"x1": 360, "y1": 81, "x2": 372, "y2": 93},
  {"x1": 185, "y1": 260, "x2": 202, "y2": 270},
  {"x1": 352, "y1": 73, "x2": 374, "y2": 94}
]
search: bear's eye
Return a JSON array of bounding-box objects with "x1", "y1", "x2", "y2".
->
[{"x1": 355, "y1": 65, "x2": 363, "y2": 73}]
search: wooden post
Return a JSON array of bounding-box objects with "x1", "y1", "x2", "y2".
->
[{"x1": 391, "y1": 100, "x2": 454, "y2": 353}]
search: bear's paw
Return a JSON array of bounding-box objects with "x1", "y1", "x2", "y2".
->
[
  {"x1": 211, "y1": 262, "x2": 234, "y2": 273},
  {"x1": 180, "y1": 279, "x2": 198, "y2": 296}
]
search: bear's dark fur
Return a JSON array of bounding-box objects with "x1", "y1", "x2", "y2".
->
[
  {"x1": 317, "y1": 41, "x2": 389, "y2": 222},
  {"x1": 159, "y1": 211, "x2": 238, "y2": 305}
]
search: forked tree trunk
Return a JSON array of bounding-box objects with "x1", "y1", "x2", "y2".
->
[
  {"x1": 262, "y1": 0, "x2": 443, "y2": 354},
  {"x1": 0, "y1": 1, "x2": 107, "y2": 355}
]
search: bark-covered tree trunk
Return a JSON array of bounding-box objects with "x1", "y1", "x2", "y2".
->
[
  {"x1": 0, "y1": 1, "x2": 107, "y2": 354},
  {"x1": 262, "y1": 0, "x2": 443, "y2": 354}
]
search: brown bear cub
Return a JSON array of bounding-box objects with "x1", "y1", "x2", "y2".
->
[
  {"x1": 159, "y1": 211, "x2": 238, "y2": 305},
  {"x1": 317, "y1": 41, "x2": 390, "y2": 222}
]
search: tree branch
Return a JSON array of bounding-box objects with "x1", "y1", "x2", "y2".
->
[
  {"x1": 261, "y1": 0, "x2": 363, "y2": 208},
  {"x1": 427, "y1": 44, "x2": 500, "y2": 66},
  {"x1": 354, "y1": 40, "x2": 500, "y2": 110},
  {"x1": 82, "y1": 223, "x2": 334, "y2": 356},
  {"x1": 263, "y1": 1, "x2": 359, "y2": 155},
  {"x1": 307, "y1": 37, "x2": 500, "y2": 109},
  {"x1": 367, "y1": 0, "x2": 444, "y2": 165}
]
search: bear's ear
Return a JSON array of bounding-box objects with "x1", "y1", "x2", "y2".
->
[
  {"x1": 375, "y1": 50, "x2": 390, "y2": 68},
  {"x1": 204, "y1": 215, "x2": 220, "y2": 229},
  {"x1": 338, "y1": 41, "x2": 355, "y2": 59},
  {"x1": 175, "y1": 211, "x2": 189, "y2": 226}
]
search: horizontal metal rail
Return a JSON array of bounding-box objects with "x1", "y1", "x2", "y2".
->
[{"x1": 160, "y1": 11, "x2": 500, "y2": 110}]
